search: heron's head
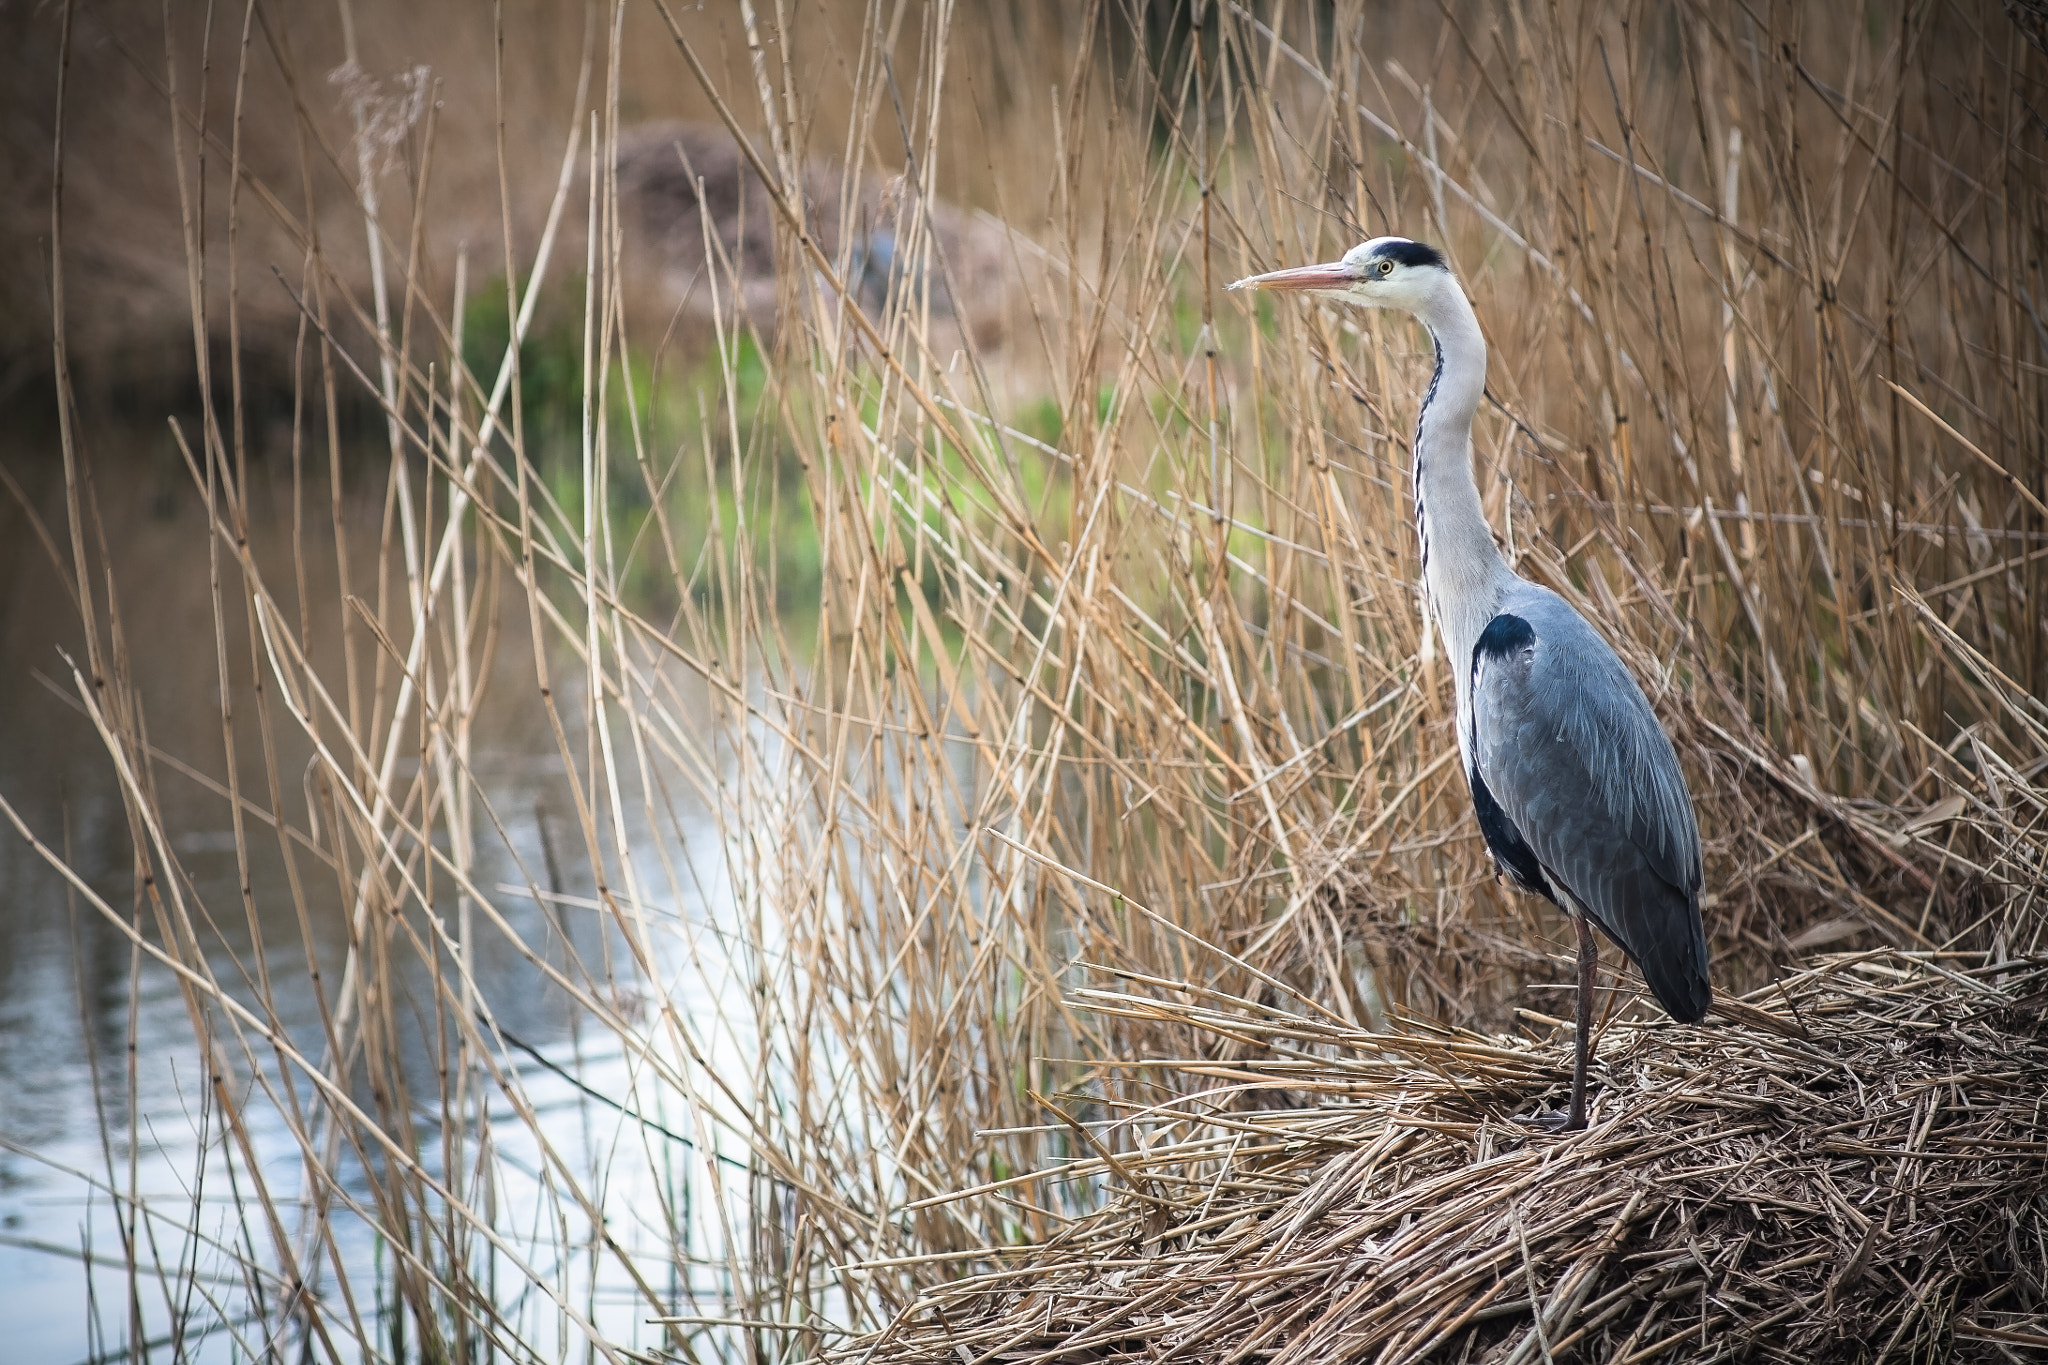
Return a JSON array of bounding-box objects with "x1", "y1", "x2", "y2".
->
[{"x1": 1227, "y1": 237, "x2": 1450, "y2": 311}]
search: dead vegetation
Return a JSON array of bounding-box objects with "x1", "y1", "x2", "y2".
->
[
  {"x1": 829, "y1": 951, "x2": 2048, "y2": 1364},
  {"x1": 1, "y1": 0, "x2": 2044, "y2": 1360}
]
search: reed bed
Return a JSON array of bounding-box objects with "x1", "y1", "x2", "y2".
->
[
  {"x1": 3, "y1": 0, "x2": 2045, "y2": 1360},
  {"x1": 826, "y1": 950, "x2": 2048, "y2": 1364}
]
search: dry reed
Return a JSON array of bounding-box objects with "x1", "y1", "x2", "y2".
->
[{"x1": 828, "y1": 950, "x2": 2048, "y2": 1364}]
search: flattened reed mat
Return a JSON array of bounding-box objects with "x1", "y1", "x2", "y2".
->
[{"x1": 834, "y1": 951, "x2": 2047, "y2": 1364}]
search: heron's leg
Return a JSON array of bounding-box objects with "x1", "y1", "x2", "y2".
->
[{"x1": 1565, "y1": 912, "x2": 1598, "y2": 1132}]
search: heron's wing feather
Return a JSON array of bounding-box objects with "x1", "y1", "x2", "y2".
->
[{"x1": 1469, "y1": 596, "x2": 1710, "y2": 1022}]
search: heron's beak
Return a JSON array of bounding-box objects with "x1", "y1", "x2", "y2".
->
[{"x1": 1226, "y1": 261, "x2": 1355, "y2": 292}]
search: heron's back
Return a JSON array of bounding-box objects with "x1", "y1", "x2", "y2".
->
[{"x1": 1469, "y1": 588, "x2": 1711, "y2": 1023}]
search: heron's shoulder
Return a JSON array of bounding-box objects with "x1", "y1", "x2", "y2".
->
[
  {"x1": 1475, "y1": 586, "x2": 1657, "y2": 731},
  {"x1": 1474, "y1": 586, "x2": 1612, "y2": 667},
  {"x1": 1495, "y1": 583, "x2": 1596, "y2": 633}
]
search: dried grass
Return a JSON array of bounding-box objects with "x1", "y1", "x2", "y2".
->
[{"x1": 833, "y1": 951, "x2": 2048, "y2": 1364}]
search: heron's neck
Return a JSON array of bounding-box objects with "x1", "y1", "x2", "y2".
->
[{"x1": 1408, "y1": 277, "x2": 1509, "y2": 670}]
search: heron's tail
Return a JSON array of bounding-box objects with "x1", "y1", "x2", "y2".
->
[{"x1": 1631, "y1": 894, "x2": 1712, "y2": 1024}]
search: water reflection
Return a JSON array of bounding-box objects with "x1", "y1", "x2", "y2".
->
[{"x1": 0, "y1": 433, "x2": 747, "y2": 1362}]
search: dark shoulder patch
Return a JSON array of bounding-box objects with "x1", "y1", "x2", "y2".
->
[
  {"x1": 1473, "y1": 613, "x2": 1536, "y2": 665},
  {"x1": 1372, "y1": 238, "x2": 1447, "y2": 270}
]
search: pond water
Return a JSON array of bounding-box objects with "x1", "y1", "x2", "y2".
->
[{"x1": 0, "y1": 433, "x2": 760, "y2": 1362}]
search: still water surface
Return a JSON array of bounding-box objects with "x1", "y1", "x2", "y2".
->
[{"x1": 0, "y1": 436, "x2": 752, "y2": 1361}]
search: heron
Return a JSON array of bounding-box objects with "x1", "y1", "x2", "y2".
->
[{"x1": 1231, "y1": 237, "x2": 1711, "y2": 1131}]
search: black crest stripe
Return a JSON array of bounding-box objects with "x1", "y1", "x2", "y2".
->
[{"x1": 1372, "y1": 239, "x2": 1448, "y2": 270}]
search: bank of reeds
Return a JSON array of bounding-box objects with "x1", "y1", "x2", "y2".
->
[
  {"x1": 829, "y1": 950, "x2": 2048, "y2": 1363},
  {"x1": 6, "y1": 0, "x2": 2045, "y2": 1360}
]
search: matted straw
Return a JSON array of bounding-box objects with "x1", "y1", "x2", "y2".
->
[{"x1": 831, "y1": 950, "x2": 2047, "y2": 1364}]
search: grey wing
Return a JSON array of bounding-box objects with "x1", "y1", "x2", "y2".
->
[{"x1": 1469, "y1": 596, "x2": 1711, "y2": 1023}]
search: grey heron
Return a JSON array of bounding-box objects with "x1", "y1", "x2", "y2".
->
[{"x1": 1231, "y1": 237, "x2": 1711, "y2": 1131}]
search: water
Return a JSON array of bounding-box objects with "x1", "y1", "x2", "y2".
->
[{"x1": 0, "y1": 436, "x2": 762, "y2": 1362}]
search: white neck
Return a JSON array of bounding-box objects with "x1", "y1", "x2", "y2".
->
[{"x1": 1405, "y1": 273, "x2": 1511, "y2": 679}]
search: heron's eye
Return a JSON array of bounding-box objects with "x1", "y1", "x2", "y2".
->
[{"x1": 1376, "y1": 259, "x2": 1394, "y2": 277}]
